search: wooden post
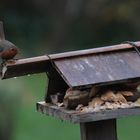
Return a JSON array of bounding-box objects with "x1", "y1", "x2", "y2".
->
[{"x1": 80, "y1": 119, "x2": 117, "y2": 140}]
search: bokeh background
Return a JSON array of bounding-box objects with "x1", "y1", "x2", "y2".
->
[{"x1": 0, "y1": 0, "x2": 140, "y2": 140}]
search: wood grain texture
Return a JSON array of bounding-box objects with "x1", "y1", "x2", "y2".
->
[
  {"x1": 45, "y1": 66, "x2": 69, "y2": 102},
  {"x1": 54, "y1": 50, "x2": 140, "y2": 88},
  {"x1": 2, "y1": 41, "x2": 140, "y2": 79},
  {"x1": 80, "y1": 119, "x2": 117, "y2": 140},
  {"x1": 63, "y1": 92, "x2": 90, "y2": 109},
  {"x1": 37, "y1": 101, "x2": 140, "y2": 123},
  {"x1": 1, "y1": 56, "x2": 50, "y2": 79}
]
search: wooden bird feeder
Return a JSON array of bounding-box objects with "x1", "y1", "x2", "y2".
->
[{"x1": 1, "y1": 22, "x2": 140, "y2": 140}]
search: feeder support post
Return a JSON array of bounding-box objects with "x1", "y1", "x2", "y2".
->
[{"x1": 80, "y1": 119, "x2": 117, "y2": 140}]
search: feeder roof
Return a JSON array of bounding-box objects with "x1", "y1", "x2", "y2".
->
[
  {"x1": 2, "y1": 41, "x2": 140, "y2": 89},
  {"x1": 53, "y1": 50, "x2": 140, "y2": 88}
]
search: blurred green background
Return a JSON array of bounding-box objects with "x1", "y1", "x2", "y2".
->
[{"x1": 0, "y1": 0, "x2": 140, "y2": 140}]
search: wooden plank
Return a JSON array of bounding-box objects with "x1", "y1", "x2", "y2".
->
[
  {"x1": 80, "y1": 119, "x2": 117, "y2": 140},
  {"x1": 2, "y1": 41, "x2": 140, "y2": 79},
  {"x1": 54, "y1": 50, "x2": 140, "y2": 88},
  {"x1": 45, "y1": 66, "x2": 69, "y2": 102},
  {"x1": 37, "y1": 101, "x2": 140, "y2": 123},
  {"x1": 1, "y1": 56, "x2": 51, "y2": 79},
  {"x1": 50, "y1": 41, "x2": 140, "y2": 60},
  {"x1": 37, "y1": 102, "x2": 76, "y2": 122}
]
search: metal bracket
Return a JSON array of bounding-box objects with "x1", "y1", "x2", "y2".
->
[{"x1": 123, "y1": 41, "x2": 140, "y2": 56}]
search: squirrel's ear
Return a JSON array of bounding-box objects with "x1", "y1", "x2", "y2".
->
[{"x1": 0, "y1": 21, "x2": 5, "y2": 40}]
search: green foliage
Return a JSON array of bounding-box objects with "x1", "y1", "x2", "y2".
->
[
  {"x1": 118, "y1": 117, "x2": 140, "y2": 140},
  {"x1": 1, "y1": 0, "x2": 140, "y2": 56},
  {"x1": 8, "y1": 74, "x2": 80, "y2": 140},
  {"x1": 0, "y1": 79, "x2": 22, "y2": 140}
]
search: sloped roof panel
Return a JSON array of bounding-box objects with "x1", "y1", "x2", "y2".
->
[{"x1": 54, "y1": 50, "x2": 140, "y2": 88}]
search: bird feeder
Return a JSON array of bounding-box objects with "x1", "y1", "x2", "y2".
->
[{"x1": 1, "y1": 22, "x2": 140, "y2": 140}]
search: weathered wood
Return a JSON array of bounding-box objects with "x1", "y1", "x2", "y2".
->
[
  {"x1": 45, "y1": 66, "x2": 69, "y2": 102},
  {"x1": 80, "y1": 119, "x2": 117, "y2": 140},
  {"x1": 1, "y1": 56, "x2": 51, "y2": 79},
  {"x1": 2, "y1": 41, "x2": 140, "y2": 79},
  {"x1": 54, "y1": 50, "x2": 140, "y2": 88},
  {"x1": 63, "y1": 92, "x2": 90, "y2": 109},
  {"x1": 37, "y1": 101, "x2": 140, "y2": 123},
  {"x1": 50, "y1": 41, "x2": 140, "y2": 59},
  {"x1": 50, "y1": 93, "x2": 64, "y2": 105}
]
